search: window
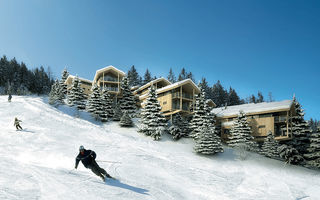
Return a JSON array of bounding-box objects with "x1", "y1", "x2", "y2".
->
[
  {"x1": 258, "y1": 125, "x2": 266, "y2": 129},
  {"x1": 163, "y1": 101, "x2": 167, "y2": 105}
]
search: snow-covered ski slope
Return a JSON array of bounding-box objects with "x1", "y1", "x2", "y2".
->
[{"x1": 1, "y1": 96, "x2": 320, "y2": 200}]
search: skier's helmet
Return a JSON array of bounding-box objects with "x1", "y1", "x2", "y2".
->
[{"x1": 79, "y1": 145, "x2": 85, "y2": 151}]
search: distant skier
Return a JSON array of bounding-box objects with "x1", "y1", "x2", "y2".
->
[
  {"x1": 14, "y1": 117, "x2": 23, "y2": 130},
  {"x1": 8, "y1": 94, "x2": 12, "y2": 102},
  {"x1": 75, "y1": 145, "x2": 113, "y2": 181}
]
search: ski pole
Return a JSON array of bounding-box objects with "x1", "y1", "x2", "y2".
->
[{"x1": 96, "y1": 160, "x2": 122, "y2": 164}]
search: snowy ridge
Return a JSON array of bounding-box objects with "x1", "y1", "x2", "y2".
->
[
  {"x1": 0, "y1": 96, "x2": 319, "y2": 200},
  {"x1": 212, "y1": 100, "x2": 293, "y2": 117}
]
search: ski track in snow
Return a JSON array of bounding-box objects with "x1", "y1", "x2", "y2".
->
[{"x1": 1, "y1": 95, "x2": 320, "y2": 200}]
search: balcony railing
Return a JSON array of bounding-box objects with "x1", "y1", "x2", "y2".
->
[
  {"x1": 172, "y1": 92, "x2": 193, "y2": 100},
  {"x1": 101, "y1": 87, "x2": 119, "y2": 92},
  {"x1": 100, "y1": 76, "x2": 118, "y2": 82}
]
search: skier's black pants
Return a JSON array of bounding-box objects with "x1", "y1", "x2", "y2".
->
[
  {"x1": 87, "y1": 160, "x2": 111, "y2": 178},
  {"x1": 16, "y1": 125, "x2": 22, "y2": 130}
]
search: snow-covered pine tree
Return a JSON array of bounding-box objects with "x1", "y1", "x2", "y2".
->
[
  {"x1": 59, "y1": 68, "x2": 69, "y2": 97},
  {"x1": 261, "y1": 131, "x2": 280, "y2": 159},
  {"x1": 86, "y1": 84, "x2": 103, "y2": 120},
  {"x1": 194, "y1": 117, "x2": 224, "y2": 155},
  {"x1": 100, "y1": 88, "x2": 114, "y2": 121},
  {"x1": 304, "y1": 131, "x2": 320, "y2": 168},
  {"x1": 289, "y1": 99, "x2": 312, "y2": 157},
  {"x1": 120, "y1": 77, "x2": 136, "y2": 116},
  {"x1": 120, "y1": 111, "x2": 134, "y2": 127},
  {"x1": 168, "y1": 113, "x2": 187, "y2": 140},
  {"x1": 139, "y1": 86, "x2": 167, "y2": 140},
  {"x1": 190, "y1": 88, "x2": 206, "y2": 139},
  {"x1": 227, "y1": 111, "x2": 257, "y2": 151},
  {"x1": 112, "y1": 103, "x2": 122, "y2": 121},
  {"x1": 49, "y1": 80, "x2": 59, "y2": 105},
  {"x1": 67, "y1": 76, "x2": 87, "y2": 110},
  {"x1": 278, "y1": 144, "x2": 304, "y2": 165}
]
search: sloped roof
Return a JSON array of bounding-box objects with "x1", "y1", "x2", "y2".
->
[
  {"x1": 139, "y1": 79, "x2": 200, "y2": 100},
  {"x1": 93, "y1": 65, "x2": 126, "y2": 83},
  {"x1": 65, "y1": 75, "x2": 92, "y2": 84},
  {"x1": 134, "y1": 77, "x2": 171, "y2": 93},
  {"x1": 211, "y1": 100, "x2": 293, "y2": 118}
]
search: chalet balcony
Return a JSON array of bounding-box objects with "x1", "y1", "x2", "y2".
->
[
  {"x1": 100, "y1": 86, "x2": 119, "y2": 92},
  {"x1": 99, "y1": 76, "x2": 118, "y2": 82},
  {"x1": 172, "y1": 92, "x2": 193, "y2": 100}
]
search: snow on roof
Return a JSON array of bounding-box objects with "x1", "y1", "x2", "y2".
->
[
  {"x1": 138, "y1": 79, "x2": 200, "y2": 100},
  {"x1": 134, "y1": 77, "x2": 171, "y2": 93},
  {"x1": 93, "y1": 65, "x2": 126, "y2": 82},
  {"x1": 66, "y1": 75, "x2": 92, "y2": 84},
  {"x1": 211, "y1": 100, "x2": 293, "y2": 118}
]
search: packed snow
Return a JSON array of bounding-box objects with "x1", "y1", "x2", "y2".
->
[{"x1": 0, "y1": 96, "x2": 319, "y2": 200}]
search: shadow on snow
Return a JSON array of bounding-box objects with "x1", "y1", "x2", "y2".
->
[{"x1": 105, "y1": 179, "x2": 149, "y2": 195}]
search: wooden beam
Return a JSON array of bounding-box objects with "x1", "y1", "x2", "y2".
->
[
  {"x1": 180, "y1": 86, "x2": 182, "y2": 110},
  {"x1": 286, "y1": 111, "x2": 289, "y2": 137},
  {"x1": 193, "y1": 88, "x2": 195, "y2": 111}
]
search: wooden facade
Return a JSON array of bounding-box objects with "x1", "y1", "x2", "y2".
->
[
  {"x1": 212, "y1": 100, "x2": 295, "y2": 142},
  {"x1": 92, "y1": 66, "x2": 126, "y2": 98},
  {"x1": 65, "y1": 75, "x2": 93, "y2": 96},
  {"x1": 137, "y1": 79, "x2": 202, "y2": 118}
]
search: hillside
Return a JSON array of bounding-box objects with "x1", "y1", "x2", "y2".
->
[{"x1": 0, "y1": 96, "x2": 319, "y2": 200}]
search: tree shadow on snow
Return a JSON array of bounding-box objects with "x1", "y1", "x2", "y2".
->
[{"x1": 105, "y1": 179, "x2": 149, "y2": 195}]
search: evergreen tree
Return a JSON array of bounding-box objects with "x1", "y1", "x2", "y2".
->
[
  {"x1": 190, "y1": 88, "x2": 207, "y2": 139},
  {"x1": 194, "y1": 117, "x2": 223, "y2": 155},
  {"x1": 67, "y1": 76, "x2": 87, "y2": 110},
  {"x1": 59, "y1": 68, "x2": 69, "y2": 99},
  {"x1": 120, "y1": 77, "x2": 137, "y2": 116},
  {"x1": 278, "y1": 144, "x2": 304, "y2": 165},
  {"x1": 86, "y1": 84, "x2": 103, "y2": 120},
  {"x1": 120, "y1": 111, "x2": 134, "y2": 127},
  {"x1": 289, "y1": 99, "x2": 312, "y2": 157},
  {"x1": 127, "y1": 65, "x2": 141, "y2": 87},
  {"x1": 227, "y1": 111, "x2": 257, "y2": 151},
  {"x1": 143, "y1": 69, "x2": 152, "y2": 85},
  {"x1": 49, "y1": 80, "x2": 59, "y2": 105},
  {"x1": 303, "y1": 131, "x2": 320, "y2": 168},
  {"x1": 199, "y1": 78, "x2": 212, "y2": 100},
  {"x1": 261, "y1": 131, "x2": 280, "y2": 158},
  {"x1": 100, "y1": 88, "x2": 114, "y2": 121},
  {"x1": 168, "y1": 113, "x2": 189, "y2": 140},
  {"x1": 139, "y1": 86, "x2": 167, "y2": 140},
  {"x1": 167, "y1": 68, "x2": 176, "y2": 83},
  {"x1": 227, "y1": 87, "x2": 241, "y2": 106},
  {"x1": 257, "y1": 91, "x2": 264, "y2": 103},
  {"x1": 186, "y1": 72, "x2": 195, "y2": 83},
  {"x1": 249, "y1": 95, "x2": 257, "y2": 103},
  {"x1": 178, "y1": 68, "x2": 187, "y2": 81},
  {"x1": 112, "y1": 103, "x2": 122, "y2": 121},
  {"x1": 211, "y1": 80, "x2": 228, "y2": 107}
]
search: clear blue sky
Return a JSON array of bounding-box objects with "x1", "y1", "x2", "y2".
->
[{"x1": 0, "y1": 0, "x2": 319, "y2": 120}]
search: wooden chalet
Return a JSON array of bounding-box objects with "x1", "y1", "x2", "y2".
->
[
  {"x1": 137, "y1": 79, "x2": 201, "y2": 118},
  {"x1": 211, "y1": 100, "x2": 295, "y2": 142},
  {"x1": 92, "y1": 65, "x2": 126, "y2": 98},
  {"x1": 65, "y1": 75, "x2": 93, "y2": 96}
]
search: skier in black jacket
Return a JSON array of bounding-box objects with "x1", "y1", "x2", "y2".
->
[{"x1": 75, "y1": 145, "x2": 113, "y2": 181}]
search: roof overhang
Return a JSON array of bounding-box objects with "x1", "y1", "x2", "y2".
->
[{"x1": 93, "y1": 65, "x2": 126, "y2": 83}]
